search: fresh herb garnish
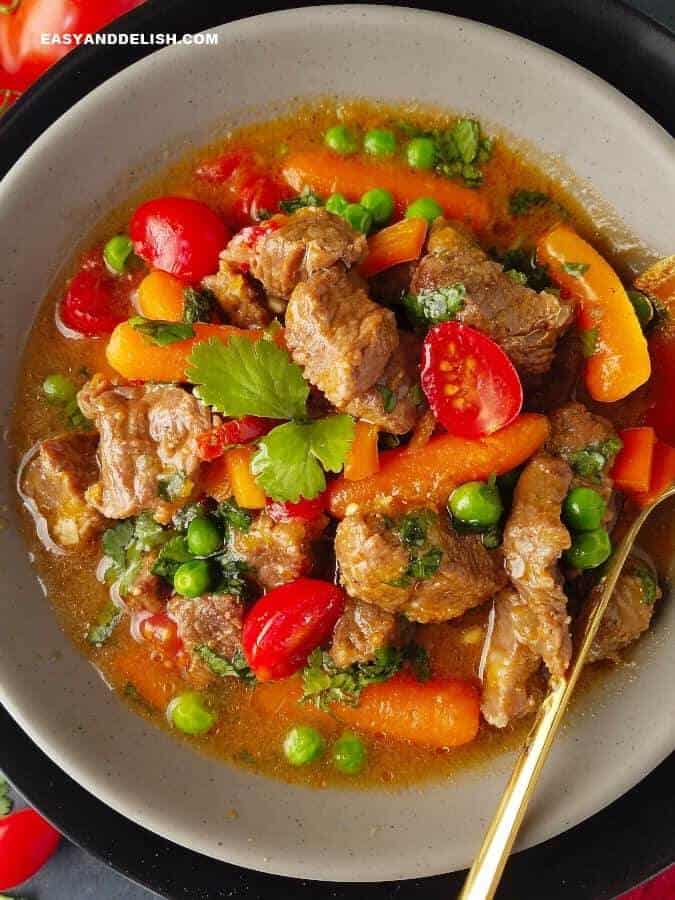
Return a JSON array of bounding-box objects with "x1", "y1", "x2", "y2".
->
[
  {"x1": 402, "y1": 283, "x2": 466, "y2": 325},
  {"x1": 504, "y1": 269, "x2": 528, "y2": 285},
  {"x1": 408, "y1": 383, "x2": 425, "y2": 406},
  {"x1": 172, "y1": 501, "x2": 204, "y2": 531},
  {"x1": 387, "y1": 510, "x2": 443, "y2": 586},
  {"x1": 252, "y1": 415, "x2": 354, "y2": 502},
  {"x1": 407, "y1": 547, "x2": 443, "y2": 580},
  {"x1": 627, "y1": 290, "x2": 655, "y2": 330},
  {"x1": 212, "y1": 557, "x2": 250, "y2": 597},
  {"x1": 157, "y1": 471, "x2": 187, "y2": 502},
  {"x1": 102, "y1": 513, "x2": 168, "y2": 593},
  {"x1": 632, "y1": 562, "x2": 659, "y2": 605},
  {"x1": 394, "y1": 117, "x2": 492, "y2": 187},
  {"x1": 0, "y1": 773, "x2": 13, "y2": 816},
  {"x1": 86, "y1": 599, "x2": 123, "y2": 645},
  {"x1": 152, "y1": 535, "x2": 192, "y2": 583},
  {"x1": 215, "y1": 497, "x2": 253, "y2": 534},
  {"x1": 404, "y1": 642, "x2": 432, "y2": 681},
  {"x1": 279, "y1": 188, "x2": 323, "y2": 214},
  {"x1": 129, "y1": 316, "x2": 195, "y2": 346},
  {"x1": 397, "y1": 509, "x2": 436, "y2": 548},
  {"x1": 580, "y1": 327, "x2": 599, "y2": 358},
  {"x1": 183, "y1": 286, "x2": 216, "y2": 324},
  {"x1": 509, "y1": 189, "x2": 550, "y2": 216},
  {"x1": 378, "y1": 385, "x2": 397, "y2": 413},
  {"x1": 197, "y1": 645, "x2": 256, "y2": 682},
  {"x1": 496, "y1": 247, "x2": 552, "y2": 292},
  {"x1": 562, "y1": 261, "x2": 590, "y2": 277},
  {"x1": 567, "y1": 436, "x2": 622, "y2": 482},
  {"x1": 301, "y1": 646, "x2": 403, "y2": 709}
]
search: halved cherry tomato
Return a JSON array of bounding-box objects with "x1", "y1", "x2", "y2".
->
[
  {"x1": 266, "y1": 492, "x2": 327, "y2": 523},
  {"x1": 197, "y1": 416, "x2": 278, "y2": 461},
  {"x1": 243, "y1": 578, "x2": 345, "y2": 681},
  {"x1": 140, "y1": 612, "x2": 183, "y2": 658},
  {"x1": 0, "y1": 808, "x2": 60, "y2": 890},
  {"x1": 421, "y1": 322, "x2": 523, "y2": 438},
  {"x1": 58, "y1": 253, "x2": 131, "y2": 337},
  {"x1": 195, "y1": 148, "x2": 255, "y2": 183},
  {"x1": 129, "y1": 196, "x2": 230, "y2": 284},
  {"x1": 233, "y1": 173, "x2": 292, "y2": 226}
]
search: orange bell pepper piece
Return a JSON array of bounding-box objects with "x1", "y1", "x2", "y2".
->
[
  {"x1": 536, "y1": 224, "x2": 650, "y2": 402},
  {"x1": 359, "y1": 218, "x2": 428, "y2": 279},
  {"x1": 224, "y1": 446, "x2": 266, "y2": 509},
  {"x1": 610, "y1": 427, "x2": 656, "y2": 493},
  {"x1": 632, "y1": 440, "x2": 675, "y2": 507},
  {"x1": 136, "y1": 270, "x2": 185, "y2": 321},
  {"x1": 344, "y1": 421, "x2": 379, "y2": 481}
]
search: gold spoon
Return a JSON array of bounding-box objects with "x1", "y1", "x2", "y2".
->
[{"x1": 459, "y1": 483, "x2": 675, "y2": 900}]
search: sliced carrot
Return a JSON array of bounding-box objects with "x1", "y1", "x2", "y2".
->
[
  {"x1": 610, "y1": 427, "x2": 656, "y2": 494},
  {"x1": 536, "y1": 224, "x2": 650, "y2": 402},
  {"x1": 282, "y1": 150, "x2": 491, "y2": 231},
  {"x1": 359, "y1": 218, "x2": 428, "y2": 279},
  {"x1": 200, "y1": 455, "x2": 232, "y2": 502},
  {"x1": 344, "y1": 421, "x2": 379, "y2": 481},
  {"x1": 328, "y1": 413, "x2": 549, "y2": 517},
  {"x1": 137, "y1": 271, "x2": 185, "y2": 321},
  {"x1": 632, "y1": 440, "x2": 675, "y2": 507},
  {"x1": 106, "y1": 321, "x2": 271, "y2": 382},
  {"x1": 225, "y1": 446, "x2": 266, "y2": 509},
  {"x1": 112, "y1": 642, "x2": 184, "y2": 711}
]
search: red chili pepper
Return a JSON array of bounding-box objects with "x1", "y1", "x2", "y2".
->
[
  {"x1": 266, "y1": 493, "x2": 327, "y2": 523},
  {"x1": 140, "y1": 612, "x2": 183, "y2": 658},
  {"x1": 243, "y1": 578, "x2": 346, "y2": 681},
  {"x1": 0, "y1": 0, "x2": 144, "y2": 92},
  {"x1": 197, "y1": 416, "x2": 278, "y2": 461},
  {"x1": 58, "y1": 252, "x2": 132, "y2": 337},
  {"x1": 0, "y1": 808, "x2": 60, "y2": 890}
]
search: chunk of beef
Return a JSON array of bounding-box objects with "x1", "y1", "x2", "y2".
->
[
  {"x1": 230, "y1": 510, "x2": 327, "y2": 591},
  {"x1": 481, "y1": 589, "x2": 541, "y2": 728},
  {"x1": 526, "y1": 331, "x2": 584, "y2": 414},
  {"x1": 20, "y1": 432, "x2": 104, "y2": 549},
  {"x1": 410, "y1": 220, "x2": 573, "y2": 376},
  {"x1": 588, "y1": 557, "x2": 661, "y2": 662},
  {"x1": 202, "y1": 257, "x2": 271, "y2": 328},
  {"x1": 167, "y1": 593, "x2": 244, "y2": 678},
  {"x1": 335, "y1": 509, "x2": 507, "y2": 624},
  {"x1": 369, "y1": 261, "x2": 414, "y2": 307},
  {"x1": 503, "y1": 452, "x2": 573, "y2": 678},
  {"x1": 285, "y1": 266, "x2": 398, "y2": 406},
  {"x1": 224, "y1": 208, "x2": 367, "y2": 300},
  {"x1": 344, "y1": 332, "x2": 423, "y2": 434},
  {"x1": 330, "y1": 599, "x2": 403, "y2": 668},
  {"x1": 78, "y1": 375, "x2": 211, "y2": 522},
  {"x1": 125, "y1": 551, "x2": 168, "y2": 613}
]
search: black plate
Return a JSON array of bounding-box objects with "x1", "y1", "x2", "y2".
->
[{"x1": 1, "y1": 2, "x2": 674, "y2": 898}]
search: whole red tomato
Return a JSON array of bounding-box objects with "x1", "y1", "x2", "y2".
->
[
  {"x1": 0, "y1": 0, "x2": 144, "y2": 91},
  {"x1": 0, "y1": 808, "x2": 60, "y2": 890}
]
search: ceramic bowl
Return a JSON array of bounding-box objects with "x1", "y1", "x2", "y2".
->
[{"x1": 0, "y1": 5, "x2": 673, "y2": 882}]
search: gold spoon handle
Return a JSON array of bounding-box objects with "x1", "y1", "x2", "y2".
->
[{"x1": 459, "y1": 487, "x2": 674, "y2": 900}]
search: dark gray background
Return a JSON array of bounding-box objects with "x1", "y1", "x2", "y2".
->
[{"x1": 3, "y1": 2, "x2": 673, "y2": 898}]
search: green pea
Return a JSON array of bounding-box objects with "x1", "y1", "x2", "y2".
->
[
  {"x1": 324, "y1": 125, "x2": 359, "y2": 155},
  {"x1": 406, "y1": 136, "x2": 437, "y2": 170},
  {"x1": 42, "y1": 374, "x2": 77, "y2": 405},
  {"x1": 627, "y1": 290, "x2": 654, "y2": 329},
  {"x1": 173, "y1": 559, "x2": 212, "y2": 598},
  {"x1": 405, "y1": 197, "x2": 443, "y2": 224},
  {"x1": 103, "y1": 234, "x2": 133, "y2": 273},
  {"x1": 169, "y1": 692, "x2": 216, "y2": 735},
  {"x1": 186, "y1": 516, "x2": 222, "y2": 557},
  {"x1": 325, "y1": 193, "x2": 349, "y2": 216},
  {"x1": 343, "y1": 203, "x2": 373, "y2": 235},
  {"x1": 283, "y1": 725, "x2": 324, "y2": 766},
  {"x1": 332, "y1": 732, "x2": 366, "y2": 775},
  {"x1": 363, "y1": 128, "x2": 397, "y2": 158},
  {"x1": 563, "y1": 487, "x2": 606, "y2": 532},
  {"x1": 448, "y1": 480, "x2": 503, "y2": 530},
  {"x1": 564, "y1": 528, "x2": 612, "y2": 571},
  {"x1": 360, "y1": 188, "x2": 395, "y2": 226}
]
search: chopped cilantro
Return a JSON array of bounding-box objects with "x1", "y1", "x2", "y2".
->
[
  {"x1": 402, "y1": 283, "x2": 466, "y2": 326},
  {"x1": 404, "y1": 642, "x2": 431, "y2": 681},
  {"x1": 187, "y1": 335, "x2": 309, "y2": 419},
  {"x1": 378, "y1": 385, "x2": 397, "y2": 413},
  {"x1": 152, "y1": 535, "x2": 192, "y2": 583},
  {"x1": 86, "y1": 599, "x2": 123, "y2": 645},
  {"x1": 279, "y1": 188, "x2": 323, "y2": 214},
  {"x1": 632, "y1": 562, "x2": 659, "y2": 605},
  {"x1": 212, "y1": 557, "x2": 250, "y2": 598},
  {"x1": 216, "y1": 497, "x2": 252, "y2": 533},
  {"x1": 407, "y1": 547, "x2": 443, "y2": 580},
  {"x1": 580, "y1": 327, "x2": 599, "y2": 358},
  {"x1": 397, "y1": 509, "x2": 436, "y2": 548},
  {"x1": 133, "y1": 512, "x2": 167, "y2": 550},
  {"x1": 496, "y1": 247, "x2": 552, "y2": 292},
  {"x1": 301, "y1": 646, "x2": 403, "y2": 709},
  {"x1": 157, "y1": 471, "x2": 187, "y2": 501},
  {"x1": 396, "y1": 117, "x2": 492, "y2": 187},
  {"x1": 509, "y1": 189, "x2": 549, "y2": 216},
  {"x1": 408, "y1": 383, "x2": 425, "y2": 406},
  {"x1": 102, "y1": 519, "x2": 135, "y2": 575},
  {"x1": 0, "y1": 773, "x2": 13, "y2": 816},
  {"x1": 563, "y1": 261, "x2": 590, "y2": 277},
  {"x1": 481, "y1": 527, "x2": 503, "y2": 549},
  {"x1": 172, "y1": 501, "x2": 204, "y2": 531},
  {"x1": 567, "y1": 436, "x2": 622, "y2": 482},
  {"x1": 129, "y1": 316, "x2": 194, "y2": 346},
  {"x1": 183, "y1": 286, "x2": 216, "y2": 324},
  {"x1": 197, "y1": 645, "x2": 256, "y2": 682},
  {"x1": 252, "y1": 415, "x2": 354, "y2": 502},
  {"x1": 451, "y1": 118, "x2": 480, "y2": 164},
  {"x1": 101, "y1": 513, "x2": 169, "y2": 593},
  {"x1": 505, "y1": 269, "x2": 528, "y2": 285}
]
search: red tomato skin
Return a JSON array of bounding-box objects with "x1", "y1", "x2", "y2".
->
[
  {"x1": 421, "y1": 322, "x2": 523, "y2": 438},
  {"x1": 197, "y1": 416, "x2": 279, "y2": 461},
  {"x1": 140, "y1": 613, "x2": 183, "y2": 658},
  {"x1": 266, "y1": 494, "x2": 327, "y2": 523},
  {"x1": 129, "y1": 196, "x2": 229, "y2": 284},
  {"x1": 243, "y1": 578, "x2": 346, "y2": 681},
  {"x1": 58, "y1": 254, "x2": 131, "y2": 337},
  {"x1": 0, "y1": 809, "x2": 60, "y2": 890},
  {"x1": 195, "y1": 148, "x2": 254, "y2": 183}
]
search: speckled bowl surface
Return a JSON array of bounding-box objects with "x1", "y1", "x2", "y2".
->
[{"x1": 0, "y1": 5, "x2": 674, "y2": 882}]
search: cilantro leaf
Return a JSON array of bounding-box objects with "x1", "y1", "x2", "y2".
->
[
  {"x1": 183, "y1": 286, "x2": 216, "y2": 324},
  {"x1": 509, "y1": 189, "x2": 550, "y2": 216},
  {"x1": 403, "y1": 283, "x2": 465, "y2": 325},
  {"x1": 87, "y1": 599, "x2": 123, "y2": 645},
  {"x1": 157, "y1": 471, "x2": 187, "y2": 501},
  {"x1": 172, "y1": 501, "x2": 204, "y2": 531},
  {"x1": 197, "y1": 645, "x2": 256, "y2": 682},
  {"x1": 0, "y1": 774, "x2": 13, "y2": 816},
  {"x1": 252, "y1": 416, "x2": 354, "y2": 502},
  {"x1": 563, "y1": 261, "x2": 590, "y2": 277},
  {"x1": 187, "y1": 336, "x2": 309, "y2": 419},
  {"x1": 102, "y1": 520, "x2": 135, "y2": 577},
  {"x1": 301, "y1": 646, "x2": 403, "y2": 710},
  {"x1": 133, "y1": 512, "x2": 167, "y2": 550},
  {"x1": 497, "y1": 247, "x2": 552, "y2": 292},
  {"x1": 451, "y1": 118, "x2": 480, "y2": 164},
  {"x1": 398, "y1": 509, "x2": 436, "y2": 548},
  {"x1": 378, "y1": 385, "x2": 396, "y2": 413},
  {"x1": 152, "y1": 535, "x2": 192, "y2": 583},
  {"x1": 215, "y1": 497, "x2": 252, "y2": 533},
  {"x1": 129, "y1": 316, "x2": 194, "y2": 346},
  {"x1": 407, "y1": 547, "x2": 443, "y2": 580},
  {"x1": 404, "y1": 642, "x2": 432, "y2": 682},
  {"x1": 632, "y1": 562, "x2": 659, "y2": 605},
  {"x1": 504, "y1": 269, "x2": 528, "y2": 285},
  {"x1": 580, "y1": 327, "x2": 599, "y2": 358},
  {"x1": 279, "y1": 188, "x2": 323, "y2": 214}
]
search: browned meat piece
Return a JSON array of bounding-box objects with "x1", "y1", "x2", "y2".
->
[
  {"x1": 168, "y1": 593, "x2": 244, "y2": 675},
  {"x1": 481, "y1": 589, "x2": 541, "y2": 728},
  {"x1": 224, "y1": 208, "x2": 367, "y2": 300},
  {"x1": 335, "y1": 509, "x2": 507, "y2": 624},
  {"x1": 286, "y1": 266, "x2": 398, "y2": 406},
  {"x1": 410, "y1": 220, "x2": 573, "y2": 376},
  {"x1": 503, "y1": 453, "x2": 573, "y2": 678},
  {"x1": 230, "y1": 510, "x2": 327, "y2": 591},
  {"x1": 78, "y1": 374, "x2": 211, "y2": 522},
  {"x1": 344, "y1": 332, "x2": 423, "y2": 434},
  {"x1": 526, "y1": 331, "x2": 583, "y2": 414},
  {"x1": 369, "y1": 261, "x2": 414, "y2": 307},
  {"x1": 20, "y1": 432, "x2": 104, "y2": 549},
  {"x1": 125, "y1": 551, "x2": 168, "y2": 613},
  {"x1": 330, "y1": 599, "x2": 403, "y2": 668},
  {"x1": 202, "y1": 257, "x2": 271, "y2": 328},
  {"x1": 588, "y1": 557, "x2": 661, "y2": 662}
]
